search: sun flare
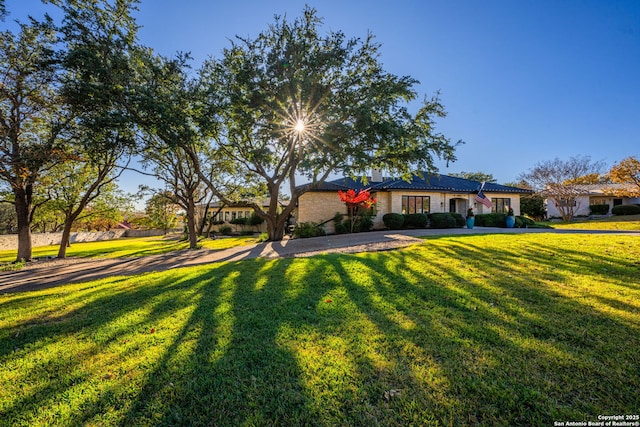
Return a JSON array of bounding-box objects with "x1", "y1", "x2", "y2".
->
[{"x1": 294, "y1": 119, "x2": 305, "y2": 133}]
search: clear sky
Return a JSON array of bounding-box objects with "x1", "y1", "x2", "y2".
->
[{"x1": 4, "y1": 0, "x2": 640, "y2": 194}]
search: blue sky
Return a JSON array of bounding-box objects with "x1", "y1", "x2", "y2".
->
[{"x1": 5, "y1": 0, "x2": 640, "y2": 194}]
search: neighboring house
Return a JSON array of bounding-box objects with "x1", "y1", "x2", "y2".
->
[
  {"x1": 196, "y1": 199, "x2": 277, "y2": 233},
  {"x1": 297, "y1": 173, "x2": 533, "y2": 233},
  {"x1": 546, "y1": 184, "x2": 640, "y2": 218}
]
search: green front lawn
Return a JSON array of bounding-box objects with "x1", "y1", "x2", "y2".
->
[
  {"x1": 0, "y1": 235, "x2": 257, "y2": 263},
  {"x1": 1, "y1": 233, "x2": 639, "y2": 426},
  {"x1": 547, "y1": 214, "x2": 640, "y2": 230}
]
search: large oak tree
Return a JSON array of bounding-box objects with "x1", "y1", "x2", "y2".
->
[
  {"x1": 0, "y1": 0, "x2": 139, "y2": 261},
  {"x1": 193, "y1": 7, "x2": 460, "y2": 240},
  {"x1": 0, "y1": 16, "x2": 66, "y2": 261}
]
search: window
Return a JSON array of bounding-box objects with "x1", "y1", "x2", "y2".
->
[
  {"x1": 245, "y1": 211, "x2": 251, "y2": 218},
  {"x1": 231, "y1": 212, "x2": 237, "y2": 220},
  {"x1": 402, "y1": 196, "x2": 430, "y2": 214},
  {"x1": 224, "y1": 211, "x2": 229, "y2": 222},
  {"x1": 492, "y1": 198, "x2": 511, "y2": 214},
  {"x1": 237, "y1": 211, "x2": 243, "y2": 219}
]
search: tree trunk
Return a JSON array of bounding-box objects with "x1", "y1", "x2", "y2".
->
[
  {"x1": 266, "y1": 200, "x2": 295, "y2": 241},
  {"x1": 186, "y1": 199, "x2": 198, "y2": 249},
  {"x1": 57, "y1": 220, "x2": 74, "y2": 259},
  {"x1": 269, "y1": 216, "x2": 287, "y2": 241},
  {"x1": 14, "y1": 189, "x2": 33, "y2": 262},
  {"x1": 16, "y1": 222, "x2": 33, "y2": 262}
]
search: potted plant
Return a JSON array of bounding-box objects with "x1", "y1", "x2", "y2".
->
[
  {"x1": 466, "y1": 207, "x2": 475, "y2": 229},
  {"x1": 505, "y1": 206, "x2": 515, "y2": 228}
]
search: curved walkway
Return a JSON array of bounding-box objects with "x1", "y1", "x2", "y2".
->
[{"x1": 1, "y1": 227, "x2": 638, "y2": 293}]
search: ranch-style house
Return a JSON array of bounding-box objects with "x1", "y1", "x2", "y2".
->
[{"x1": 296, "y1": 172, "x2": 533, "y2": 234}]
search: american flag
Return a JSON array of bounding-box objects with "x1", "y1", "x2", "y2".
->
[{"x1": 474, "y1": 190, "x2": 493, "y2": 209}]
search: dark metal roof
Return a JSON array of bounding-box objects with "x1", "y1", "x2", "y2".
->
[{"x1": 299, "y1": 173, "x2": 533, "y2": 194}]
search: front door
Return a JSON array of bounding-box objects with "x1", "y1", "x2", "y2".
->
[{"x1": 449, "y1": 199, "x2": 456, "y2": 213}]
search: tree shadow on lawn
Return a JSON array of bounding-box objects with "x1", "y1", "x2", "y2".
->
[
  {"x1": 0, "y1": 236, "x2": 639, "y2": 426},
  {"x1": 324, "y1": 237, "x2": 640, "y2": 425}
]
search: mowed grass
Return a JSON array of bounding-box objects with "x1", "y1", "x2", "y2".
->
[
  {"x1": 1, "y1": 234, "x2": 639, "y2": 426},
  {"x1": 0, "y1": 235, "x2": 257, "y2": 263},
  {"x1": 548, "y1": 214, "x2": 640, "y2": 230}
]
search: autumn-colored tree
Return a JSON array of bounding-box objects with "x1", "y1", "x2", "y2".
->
[
  {"x1": 609, "y1": 156, "x2": 640, "y2": 197},
  {"x1": 338, "y1": 189, "x2": 376, "y2": 233}
]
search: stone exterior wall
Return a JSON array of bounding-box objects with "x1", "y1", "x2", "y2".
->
[
  {"x1": 297, "y1": 192, "x2": 347, "y2": 234},
  {"x1": 0, "y1": 230, "x2": 126, "y2": 251}
]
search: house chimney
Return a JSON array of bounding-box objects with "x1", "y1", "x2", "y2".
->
[{"x1": 371, "y1": 168, "x2": 383, "y2": 182}]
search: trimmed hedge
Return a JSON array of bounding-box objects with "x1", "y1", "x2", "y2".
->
[
  {"x1": 611, "y1": 204, "x2": 640, "y2": 215},
  {"x1": 383, "y1": 213, "x2": 405, "y2": 230},
  {"x1": 218, "y1": 225, "x2": 233, "y2": 235},
  {"x1": 428, "y1": 212, "x2": 458, "y2": 229},
  {"x1": 474, "y1": 213, "x2": 507, "y2": 227},
  {"x1": 451, "y1": 212, "x2": 465, "y2": 228},
  {"x1": 403, "y1": 213, "x2": 428, "y2": 228},
  {"x1": 589, "y1": 204, "x2": 610, "y2": 215}
]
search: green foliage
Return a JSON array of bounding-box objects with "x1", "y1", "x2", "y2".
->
[
  {"x1": 246, "y1": 213, "x2": 265, "y2": 227},
  {"x1": 589, "y1": 204, "x2": 610, "y2": 215},
  {"x1": 451, "y1": 212, "x2": 465, "y2": 227},
  {"x1": 332, "y1": 212, "x2": 348, "y2": 234},
  {"x1": 382, "y1": 213, "x2": 405, "y2": 230},
  {"x1": 514, "y1": 216, "x2": 537, "y2": 228},
  {"x1": 293, "y1": 222, "x2": 325, "y2": 238},
  {"x1": 403, "y1": 213, "x2": 428, "y2": 228},
  {"x1": 256, "y1": 232, "x2": 269, "y2": 243},
  {"x1": 0, "y1": 203, "x2": 17, "y2": 234},
  {"x1": 474, "y1": 213, "x2": 507, "y2": 227},
  {"x1": 352, "y1": 211, "x2": 374, "y2": 233},
  {"x1": 333, "y1": 222, "x2": 348, "y2": 234},
  {"x1": 195, "y1": 6, "x2": 458, "y2": 240},
  {"x1": 428, "y1": 212, "x2": 457, "y2": 228},
  {"x1": 0, "y1": 14, "x2": 63, "y2": 261},
  {"x1": 520, "y1": 193, "x2": 546, "y2": 220},
  {"x1": 144, "y1": 192, "x2": 180, "y2": 230},
  {"x1": 449, "y1": 171, "x2": 496, "y2": 183},
  {"x1": 229, "y1": 217, "x2": 247, "y2": 226},
  {"x1": 611, "y1": 204, "x2": 640, "y2": 215},
  {"x1": 333, "y1": 208, "x2": 373, "y2": 234},
  {"x1": 0, "y1": 260, "x2": 25, "y2": 271},
  {"x1": 218, "y1": 225, "x2": 233, "y2": 235}
]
